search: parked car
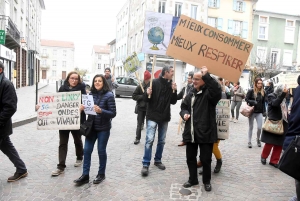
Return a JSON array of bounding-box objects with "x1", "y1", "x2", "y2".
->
[{"x1": 115, "y1": 77, "x2": 139, "y2": 97}]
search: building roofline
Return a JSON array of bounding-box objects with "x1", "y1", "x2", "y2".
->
[
  {"x1": 255, "y1": 10, "x2": 300, "y2": 18},
  {"x1": 108, "y1": 39, "x2": 116, "y2": 45},
  {"x1": 39, "y1": 0, "x2": 46, "y2": 9}
]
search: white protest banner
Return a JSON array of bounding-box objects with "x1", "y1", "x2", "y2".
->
[
  {"x1": 37, "y1": 91, "x2": 81, "y2": 130},
  {"x1": 279, "y1": 73, "x2": 300, "y2": 88},
  {"x1": 82, "y1": 94, "x2": 97, "y2": 115},
  {"x1": 142, "y1": 11, "x2": 173, "y2": 56},
  {"x1": 216, "y1": 99, "x2": 230, "y2": 139}
]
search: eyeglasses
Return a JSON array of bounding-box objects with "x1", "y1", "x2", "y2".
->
[
  {"x1": 192, "y1": 78, "x2": 202, "y2": 81},
  {"x1": 69, "y1": 78, "x2": 79, "y2": 81}
]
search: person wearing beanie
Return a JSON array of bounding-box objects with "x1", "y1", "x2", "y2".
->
[{"x1": 132, "y1": 71, "x2": 151, "y2": 145}]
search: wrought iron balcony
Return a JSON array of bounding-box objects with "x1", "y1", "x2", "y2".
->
[{"x1": 0, "y1": 15, "x2": 20, "y2": 49}]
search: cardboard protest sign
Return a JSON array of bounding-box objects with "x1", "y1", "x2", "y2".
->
[
  {"x1": 82, "y1": 95, "x2": 97, "y2": 115},
  {"x1": 123, "y1": 52, "x2": 141, "y2": 75},
  {"x1": 166, "y1": 15, "x2": 253, "y2": 82},
  {"x1": 37, "y1": 91, "x2": 81, "y2": 130},
  {"x1": 216, "y1": 99, "x2": 230, "y2": 139},
  {"x1": 142, "y1": 11, "x2": 173, "y2": 56}
]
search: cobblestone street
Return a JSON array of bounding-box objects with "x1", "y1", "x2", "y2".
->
[{"x1": 0, "y1": 93, "x2": 296, "y2": 201}]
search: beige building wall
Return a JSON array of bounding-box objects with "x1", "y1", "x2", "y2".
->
[{"x1": 208, "y1": 0, "x2": 257, "y2": 67}]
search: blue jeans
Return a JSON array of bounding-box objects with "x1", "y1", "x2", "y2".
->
[
  {"x1": 83, "y1": 130, "x2": 110, "y2": 175},
  {"x1": 142, "y1": 120, "x2": 168, "y2": 167}
]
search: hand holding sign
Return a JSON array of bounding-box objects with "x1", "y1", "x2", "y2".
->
[
  {"x1": 172, "y1": 82, "x2": 177, "y2": 91},
  {"x1": 201, "y1": 66, "x2": 208, "y2": 76},
  {"x1": 183, "y1": 114, "x2": 190, "y2": 121},
  {"x1": 82, "y1": 95, "x2": 97, "y2": 115},
  {"x1": 147, "y1": 87, "x2": 152, "y2": 96},
  {"x1": 94, "y1": 105, "x2": 102, "y2": 114}
]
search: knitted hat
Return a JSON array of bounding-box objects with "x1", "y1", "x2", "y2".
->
[{"x1": 144, "y1": 70, "x2": 151, "y2": 80}]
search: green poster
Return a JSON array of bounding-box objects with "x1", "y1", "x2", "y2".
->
[{"x1": 0, "y1": 30, "x2": 5, "y2": 45}]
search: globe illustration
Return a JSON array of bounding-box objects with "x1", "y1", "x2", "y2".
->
[{"x1": 148, "y1": 27, "x2": 164, "y2": 50}]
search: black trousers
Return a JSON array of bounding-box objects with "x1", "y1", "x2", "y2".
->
[
  {"x1": 57, "y1": 130, "x2": 83, "y2": 170},
  {"x1": 186, "y1": 142, "x2": 213, "y2": 184},
  {"x1": 135, "y1": 110, "x2": 146, "y2": 140},
  {"x1": 0, "y1": 136, "x2": 27, "y2": 173}
]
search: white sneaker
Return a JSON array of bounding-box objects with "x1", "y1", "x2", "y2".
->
[
  {"x1": 51, "y1": 169, "x2": 64, "y2": 176},
  {"x1": 234, "y1": 119, "x2": 238, "y2": 123},
  {"x1": 230, "y1": 117, "x2": 234, "y2": 122},
  {"x1": 74, "y1": 160, "x2": 83, "y2": 167}
]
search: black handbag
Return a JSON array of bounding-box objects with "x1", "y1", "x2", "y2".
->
[
  {"x1": 80, "y1": 116, "x2": 94, "y2": 137},
  {"x1": 278, "y1": 136, "x2": 300, "y2": 180}
]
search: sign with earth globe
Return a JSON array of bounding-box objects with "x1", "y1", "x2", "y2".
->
[{"x1": 142, "y1": 11, "x2": 173, "y2": 56}]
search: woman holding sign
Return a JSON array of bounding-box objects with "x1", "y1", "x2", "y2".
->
[
  {"x1": 48, "y1": 71, "x2": 87, "y2": 176},
  {"x1": 74, "y1": 74, "x2": 116, "y2": 185}
]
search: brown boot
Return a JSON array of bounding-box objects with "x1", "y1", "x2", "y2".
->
[
  {"x1": 197, "y1": 161, "x2": 202, "y2": 168},
  {"x1": 178, "y1": 141, "x2": 186, "y2": 146}
]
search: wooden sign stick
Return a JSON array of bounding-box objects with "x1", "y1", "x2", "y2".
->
[
  {"x1": 148, "y1": 55, "x2": 156, "y2": 98},
  {"x1": 173, "y1": 58, "x2": 176, "y2": 93},
  {"x1": 135, "y1": 71, "x2": 144, "y2": 93}
]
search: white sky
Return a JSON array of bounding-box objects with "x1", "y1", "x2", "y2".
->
[
  {"x1": 41, "y1": 0, "x2": 127, "y2": 69},
  {"x1": 256, "y1": 0, "x2": 300, "y2": 15},
  {"x1": 41, "y1": 0, "x2": 300, "y2": 70}
]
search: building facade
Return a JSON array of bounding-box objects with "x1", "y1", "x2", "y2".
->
[
  {"x1": 91, "y1": 45, "x2": 110, "y2": 74},
  {"x1": 115, "y1": 1, "x2": 130, "y2": 77},
  {"x1": 0, "y1": 0, "x2": 45, "y2": 88},
  {"x1": 251, "y1": 10, "x2": 300, "y2": 73},
  {"x1": 40, "y1": 39, "x2": 75, "y2": 83},
  {"x1": 124, "y1": 0, "x2": 208, "y2": 90},
  {"x1": 108, "y1": 39, "x2": 116, "y2": 75}
]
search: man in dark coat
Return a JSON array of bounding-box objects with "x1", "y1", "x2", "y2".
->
[
  {"x1": 132, "y1": 70, "x2": 151, "y2": 145},
  {"x1": 180, "y1": 67, "x2": 221, "y2": 191},
  {"x1": 177, "y1": 72, "x2": 194, "y2": 146},
  {"x1": 141, "y1": 66, "x2": 177, "y2": 176},
  {"x1": 0, "y1": 61, "x2": 28, "y2": 182},
  {"x1": 283, "y1": 75, "x2": 300, "y2": 201}
]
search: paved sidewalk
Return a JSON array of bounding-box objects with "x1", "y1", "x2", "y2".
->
[
  {"x1": 12, "y1": 83, "x2": 57, "y2": 127},
  {"x1": 0, "y1": 97, "x2": 296, "y2": 201}
]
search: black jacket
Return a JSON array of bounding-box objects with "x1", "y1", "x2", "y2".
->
[
  {"x1": 180, "y1": 73, "x2": 221, "y2": 143},
  {"x1": 286, "y1": 85, "x2": 300, "y2": 136},
  {"x1": 245, "y1": 89, "x2": 265, "y2": 114},
  {"x1": 143, "y1": 76, "x2": 177, "y2": 122},
  {"x1": 132, "y1": 81, "x2": 149, "y2": 111},
  {"x1": 261, "y1": 92, "x2": 287, "y2": 146},
  {"x1": 90, "y1": 90, "x2": 116, "y2": 131},
  {"x1": 0, "y1": 74, "x2": 17, "y2": 138},
  {"x1": 59, "y1": 80, "x2": 86, "y2": 125},
  {"x1": 177, "y1": 84, "x2": 193, "y2": 100}
]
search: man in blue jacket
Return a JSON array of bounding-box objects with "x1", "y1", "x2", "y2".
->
[
  {"x1": 141, "y1": 66, "x2": 177, "y2": 176},
  {"x1": 0, "y1": 62, "x2": 28, "y2": 182}
]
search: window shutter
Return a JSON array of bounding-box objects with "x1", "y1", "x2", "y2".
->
[
  {"x1": 208, "y1": 0, "x2": 212, "y2": 7},
  {"x1": 228, "y1": 19, "x2": 234, "y2": 34},
  {"x1": 242, "y1": 21, "x2": 248, "y2": 39},
  {"x1": 217, "y1": 18, "x2": 223, "y2": 30},
  {"x1": 242, "y1": 1, "x2": 246, "y2": 12},
  {"x1": 217, "y1": 0, "x2": 220, "y2": 8},
  {"x1": 232, "y1": 0, "x2": 237, "y2": 11}
]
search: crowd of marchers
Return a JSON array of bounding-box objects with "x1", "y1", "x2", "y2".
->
[{"x1": 0, "y1": 60, "x2": 299, "y2": 199}]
